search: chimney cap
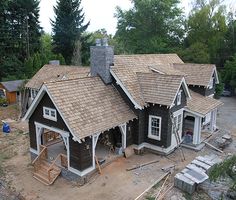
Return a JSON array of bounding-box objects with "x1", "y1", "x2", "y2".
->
[{"x1": 95, "y1": 39, "x2": 102, "y2": 46}]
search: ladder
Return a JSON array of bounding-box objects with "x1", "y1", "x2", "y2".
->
[{"x1": 170, "y1": 113, "x2": 185, "y2": 161}]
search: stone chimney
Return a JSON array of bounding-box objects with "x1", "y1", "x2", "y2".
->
[{"x1": 90, "y1": 38, "x2": 114, "y2": 84}]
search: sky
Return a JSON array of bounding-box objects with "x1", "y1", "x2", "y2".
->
[{"x1": 39, "y1": 0, "x2": 235, "y2": 35}]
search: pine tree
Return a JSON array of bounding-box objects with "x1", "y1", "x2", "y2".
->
[{"x1": 51, "y1": 0, "x2": 89, "y2": 65}]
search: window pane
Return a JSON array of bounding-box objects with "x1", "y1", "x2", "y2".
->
[
  {"x1": 45, "y1": 109, "x2": 49, "y2": 115},
  {"x1": 51, "y1": 111, "x2": 56, "y2": 117}
]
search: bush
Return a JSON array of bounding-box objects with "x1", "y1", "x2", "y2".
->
[{"x1": 0, "y1": 97, "x2": 7, "y2": 105}]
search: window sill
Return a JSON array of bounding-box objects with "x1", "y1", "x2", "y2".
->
[
  {"x1": 148, "y1": 134, "x2": 161, "y2": 141},
  {"x1": 43, "y1": 115, "x2": 57, "y2": 122}
]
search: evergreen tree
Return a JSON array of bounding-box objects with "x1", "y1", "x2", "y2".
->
[{"x1": 52, "y1": 0, "x2": 89, "y2": 65}]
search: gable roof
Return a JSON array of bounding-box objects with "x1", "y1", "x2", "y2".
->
[
  {"x1": 186, "y1": 90, "x2": 223, "y2": 116},
  {"x1": 137, "y1": 73, "x2": 190, "y2": 107},
  {"x1": 25, "y1": 65, "x2": 90, "y2": 89},
  {"x1": 111, "y1": 54, "x2": 185, "y2": 109},
  {"x1": 1, "y1": 80, "x2": 24, "y2": 92},
  {"x1": 24, "y1": 77, "x2": 136, "y2": 140},
  {"x1": 173, "y1": 63, "x2": 219, "y2": 87}
]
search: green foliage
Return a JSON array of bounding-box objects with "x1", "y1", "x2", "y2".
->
[
  {"x1": 185, "y1": 0, "x2": 227, "y2": 65},
  {"x1": 215, "y1": 72, "x2": 224, "y2": 98},
  {"x1": 209, "y1": 155, "x2": 236, "y2": 190},
  {"x1": 0, "y1": 0, "x2": 41, "y2": 81},
  {"x1": 222, "y1": 54, "x2": 236, "y2": 89},
  {"x1": 179, "y1": 42, "x2": 210, "y2": 63},
  {"x1": 0, "y1": 97, "x2": 7, "y2": 105},
  {"x1": 115, "y1": 0, "x2": 184, "y2": 54},
  {"x1": 52, "y1": 0, "x2": 90, "y2": 65}
]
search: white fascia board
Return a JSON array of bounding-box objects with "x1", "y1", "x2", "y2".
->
[
  {"x1": 184, "y1": 108, "x2": 204, "y2": 118},
  {"x1": 22, "y1": 84, "x2": 81, "y2": 142},
  {"x1": 170, "y1": 77, "x2": 191, "y2": 108},
  {"x1": 207, "y1": 67, "x2": 219, "y2": 88},
  {"x1": 110, "y1": 69, "x2": 142, "y2": 110},
  {"x1": 149, "y1": 67, "x2": 165, "y2": 74}
]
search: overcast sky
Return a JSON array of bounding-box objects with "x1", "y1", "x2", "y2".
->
[{"x1": 39, "y1": 0, "x2": 235, "y2": 35}]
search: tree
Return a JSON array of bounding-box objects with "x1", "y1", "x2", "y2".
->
[
  {"x1": 52, "y1": 0, "x2": 90, "y2": 65},
  {"x1": 209, "y1": 155, "x2": 236, "y2": 190},
  {"x1": 184, "y1": 0, "x2": 227, "y2": 65},
  {"x1": 115, "y1": 0, "x2": 184, "y2": 54},
  {"x1": 222, "y1": 54, "x2": 236, "y2": 90},
  {"x1": 0, "y1": 0, "x2": 41, "y2": 81}
]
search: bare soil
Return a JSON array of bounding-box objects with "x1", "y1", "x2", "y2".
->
[{"x1": 0, "y1": 97, "x2": 235, "y2": 200}]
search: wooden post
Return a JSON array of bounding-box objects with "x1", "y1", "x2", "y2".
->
[{"x1": 95, "y1": 156, "x2": 102, "y2": 174}]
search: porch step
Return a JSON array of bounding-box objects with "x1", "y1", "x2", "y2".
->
[{"x1": 33, "y1": 161, "x2": 61, "y2": 185}]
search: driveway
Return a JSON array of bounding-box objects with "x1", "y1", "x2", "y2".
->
[{"x1": 217, "y1": 96, "x2": 236, "y2": 133}]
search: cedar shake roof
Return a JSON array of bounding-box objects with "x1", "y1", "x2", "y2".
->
[
  {"x1": 186, "y1": 90, "x2": 223, "y2": 116},
  {"x1": 25, "y1": 65, "x2": 90, "y2": 89},
  {"x1": 1, "y1": 80, "x2": 24, "y2": 92},
  {"x1": 112, "y1": 54, "x2": 185, "y2": 108},
  {"x1": 114, "y1": 54, "x2": 184, "y2": 66},
  {"x1": 137, "y1": 73, "x2": 184, "y2": 106},
  {"x1": 173, "y1": 63, "x2": 216, "y2": 87},
  {"x1": 45, "y1": 77, "x2": 136, "y2": 139}
]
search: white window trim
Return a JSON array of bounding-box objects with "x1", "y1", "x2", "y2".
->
[
  {"x1": 177, "y1": 90, "x2": 182, "y2": 106},
  {"x1": 43, "y1": 106, "x2": 57, "y2": 121},
  {"x1": 148, "y1": 115, "x2": 161, "y2": 141}
]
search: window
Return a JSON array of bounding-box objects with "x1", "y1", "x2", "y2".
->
[
  {"x1": 209, "y1": 77, "x2": 214, "y2": 89},
  {"x1": 43, "y1": 107, "x2": 57, "y2": 121},
  {"x1": 177, "y1": 90, "x2": 182, "y2": 106},
  {"x1": 174, "y1": 114, "x2": 182, "y2": 132},
  {"x1": 148, "y1": 115, "x2": 161, "y2": 140}
]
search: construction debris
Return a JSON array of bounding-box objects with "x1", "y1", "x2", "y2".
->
[
  {"x1": 134, "y1": 172, "x2": 170, "y2": 200},
  {"x1": 204, "y1": 141, "x2": 224, "y2": 153},
  {"x1": 217, "y1": 134, "x2": 232, "y2": 149},
  {"x1": 161, "y1": 164, "x2": 175, "y2": 173},
  {"x1": 126, "y1": 159, "x2": 159, "y2": 171},
  {"x1": 174, "y1": 154, "x2": 222, "y2": 194}
]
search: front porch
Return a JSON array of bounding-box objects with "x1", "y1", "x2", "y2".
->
[{"x1": 181, "y1": 109, "x2": 218, "y2": 150}]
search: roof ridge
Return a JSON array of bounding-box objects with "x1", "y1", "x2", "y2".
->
[
  {"x1": 45, "y1": 75, "x2": 97, "y2": 85},
  {"x1": 136, "y1": 71, "x2": 184, "y2": 78}
]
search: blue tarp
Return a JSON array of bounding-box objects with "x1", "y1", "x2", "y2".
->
[{"x1": 2, "y1": 122, "x2": 10, "y2": 133}]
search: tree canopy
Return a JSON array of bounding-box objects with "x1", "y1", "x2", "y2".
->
[
  {"x1": 51, "y1": 0, "x2": 89, "y2": 65},
  {"x1": 115, "y1": 0, "x2": 184, "y2": 54}
]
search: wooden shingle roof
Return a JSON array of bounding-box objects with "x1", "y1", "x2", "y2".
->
[
  {"x1": 25, "y1": 65, "x2": 90, "y2": 89},
  {"x1": 112, "y1": 54, "x2": 185, "y2": 108},
  {"x1": 45, "y1": 77, "x2": 136, "y2": 139},
  {"x1": 173, "y1": 63, "x2": 216, "y2": 87},
  {"x1": 186, "y1": 90, "x2": 223, "y2": 116},
  {"x1": 137, "y1": 73, "x2": 185, "y2": 106}
]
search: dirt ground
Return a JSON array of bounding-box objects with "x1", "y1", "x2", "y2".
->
[{"x1": 0, "y1": 97, "x2": 235, "y2": 200}]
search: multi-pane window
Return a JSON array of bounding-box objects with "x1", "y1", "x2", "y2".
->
[
  {"x1": 148, "y1": 115, "x2": 161, "y2": 140},
  {"x1": 174, "y1": 114, "x2": 182, "y2": 132},
  {"x1": 43, "y1": 107, "x2": 57, "y2": 121},
  {"x1": 31, "y1": 89, "x2": 38, "y2": 99}
]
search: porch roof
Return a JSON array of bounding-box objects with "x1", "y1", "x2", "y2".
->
[
  {"x1": 186, "y1": 90, "x2": 223, "y2": 116},
  {"x1": 45, "y1": 77, "x2": 136, "y2": 139}
]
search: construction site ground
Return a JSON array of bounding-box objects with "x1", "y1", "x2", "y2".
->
[{"x1": 0, "y1": 96, "x2": 235, "y2": 200}]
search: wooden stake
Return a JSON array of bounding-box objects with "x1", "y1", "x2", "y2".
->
[
  {"x1": 134, "y1": 172, "x2": 169, "y2": 200},
  {"x1": 95, "y1": 156, "x2": 102, "y2": 174},
  {"x1": 204, "y1": 141, "x2": 223, "y2": 153},
  {"x1": 157, "y1": 184, "x2": 174, "y2": 200},
  {"x1": 126, "y1": 159, "x2": 159, "y2": 171}
]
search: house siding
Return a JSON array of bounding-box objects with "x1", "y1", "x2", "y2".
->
[
  {"x1": 0, "y1": 83, "x2": 17, "y2": 104},
  {"x1": 28, "y1": 93, "x2": 93, "y2": 172},
  {"x1": 69, "y1": 137, "x2": 93, "y2": 171}
]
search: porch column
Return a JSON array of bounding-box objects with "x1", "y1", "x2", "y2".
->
[
  {"x1": 92, "y1": 133, "x2": 100, "y2": 168},
  {"x1": 193, "y1": 116, "x2": 201, "y2": 145},
  {"x1": 119, "y1": 123, "x2": 127, "y2": 151},
  {"x1": 35, "y1": 124, "x2": 43, "y2": 154}
]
